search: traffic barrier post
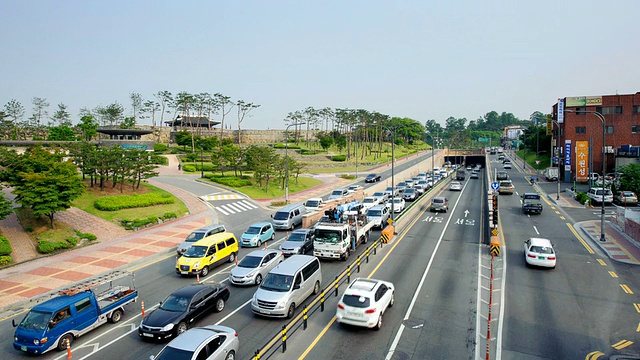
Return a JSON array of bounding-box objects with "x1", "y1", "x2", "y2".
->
[
  {"x1": 303, "y1": 308, "x2": 308, "y2": 330},
  {"x1": 196, "y1": 273, "x2": 200, "y2": 284},
  {"x1": 365, "y1": 247, "x2": 370, "y2": 263},
  {"x1": 490, "y1": 236, "x2": 500, "y2": 256},
  {"x1": 334, "y1": 276, "x2": 339, "y2": 297},
  {"x1": 66, "y1": 338, "x2": 72, "y2": 359},
  {"x1": 141, "y1": 300, "x2": 145, "y2": 318},
  {"x1": 320, "y1": 292, "x2": 325, "y2": 312},
  {"x1": 281, "y1": 325, "x2": 287, "y2": 353}
]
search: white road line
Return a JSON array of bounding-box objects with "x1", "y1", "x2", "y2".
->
[
  {"x1": 220, "y1": 205, "x2": 236, "y2": 214},
  {"x1": 233, "y1": 202, "x2": 251, "y2": 211},
  {"x1": 533, "y1": 226, "x2": 539, "y2": 235},
  {"x1": 385, "y1": 178, "x2": 467, "y2": 360},
  {"x1": 215, "y1": 206, "x2": 229, "y2": 216},
  {"x1": 240, "y1": 200, "x2": 258, "y2": 209},
  {"x1": 226, "y1": 203, "x2": 244, "y2": 212}
]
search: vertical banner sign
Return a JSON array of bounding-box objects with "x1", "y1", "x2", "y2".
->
[
  {"x1": 558, "y1": 98, "x2": 565, "y2": 124},
  {"x1": 564, "y1": 140, "x2": 572, "y2": 171},
  {"x1": 546, "y1": 114, "x2": 552, "y2": 135},
  {"x1": 576, "y1": 141, "x2": 589, "y2": 182}
]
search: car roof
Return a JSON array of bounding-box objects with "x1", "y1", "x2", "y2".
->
[
  {"x1": 270, "y1": 255, "x2": 317, "y2": 276},
  {"x1": 192, "y1": 224, "x2": 225, "y2": 233},
  {"x1": 248, "y1": 222, "x2": 271, "y2": 228},
  {"x1": 366, "y1": 173, "x2": 377, "y2": 177},
  {"x1": 345, "y1": 278, "x2": 380, "y2": 295},
  {"x1": 528, "y1": 238, "x2": 553, "y2": 247},
  {"x1": 291, "y1": 228, "x2": 312, "y2": 235},
  {"x1": 34, "y1": 292, "x2": 91, "y2": 312},
  {"x1": 171, "y1": 284, "x2": 215, "y2": 298},
  {"x1": 166, "y1": 326, "x2": 233, "y2": 351},
  {"x1": 306, "y1": 197, "x2": 323, "y2": 202},
  {"x1": 244, "y1": 249, "x2": 277, "y2": 258},
  {"x1": 368, "y1": 205, "x2": 386, "y2": 210},
  {"x1": 434, "y1": 196, "x2": 446, "y2": 200}
]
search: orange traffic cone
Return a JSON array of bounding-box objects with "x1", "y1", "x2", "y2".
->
[
  {"x1": 264, "y1": 241, "x2": 268, "y2": 249},
  {"x1": 141, "y1": 300, "x2": 146, "y2": 318},
  {"x1": 66, "y1": 338, "x2": 72, "y2": 358},
  {"x1": 196, "y1": 273, "x2": 200, "y2": 284},
  {"x1": 235, "y1": 257, "x2": 238, "y2": 265}
]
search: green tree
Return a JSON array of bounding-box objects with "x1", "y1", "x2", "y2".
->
[
  {"x1": 14, "y1": 161, "x2": 85, "y2": 227},
  {"x1": 130, "y1": 92, "x2": 142, "y2": 126},
  {"x1": 78, "y1": 115, "x2": 99, "y2": 141},
  {"x1": 221, "y1": 145, "x2": 244, "y2": 177},
  {"x1": 52, "y1": 102, "x2": 72, "y2": 127},
  {"x1": 174, "y1": 131, "x2": 192, "y2": 150},
  {"x1": 120, "y1": 116, "x2": 136, "y2": 129},
  {"x1": 48, "y1": 126, "x2": 77, "y2": 141},
  {"x1": 317, "y1": 132, "x2": 334, "y2": 150},
  {"x1": 0, "y1": 192, "x2": 12, "y2": 220},
  {"x1": 236, "y1": 100, "x2": 260, "y2": 144},
  {"x1": 617, "y1": 164, "x2": 640, "y2": 196},
  {"x1": 335, "y1": 134, "x2": 346, "y2": 152}
]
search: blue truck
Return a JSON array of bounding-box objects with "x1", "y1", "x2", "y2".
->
[{"x1": 12, "y1": 271, "x2": 138, "y2": 355}]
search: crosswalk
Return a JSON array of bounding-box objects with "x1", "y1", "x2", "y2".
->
[
  {"x1": 200, "y1": 193, "x2": 244, "y2": 201},
  {"x1": 214, "y1": 200, "x2": 259, "y2": 216}
]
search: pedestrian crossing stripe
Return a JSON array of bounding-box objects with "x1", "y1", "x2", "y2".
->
[
  {"x1": 215, "y1": 200, "x2": 259, "y2": 216},
  {"x1": 200, "y1": 194, "x2": 244, "y2": 201}
]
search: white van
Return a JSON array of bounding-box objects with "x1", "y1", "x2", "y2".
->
[
  {"x1": 251, "y1": 255, "x2": 322, "y2": 318},
  {"x1": 367, "y1": 205, "x2": 390, "y2": 229},
  {"x1": 271, "y1": 203, "x2": 306, "y2": 230}
]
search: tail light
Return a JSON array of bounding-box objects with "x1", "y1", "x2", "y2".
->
[
  {"x1": 527, "y1": 254, "x2": 536, "y2": 258},
  {"x1": 547, "y1": 256, "x2": 556, "y2": 260},
  {"x1": 234, "y1": 332, "x2": 238, "y2": 337},
  {"x1": 365, "y1": 308, "x2": 376, "y2": 314},
  {"x1": 337, "y1": 304, "x2": 344, "y2": 310}
]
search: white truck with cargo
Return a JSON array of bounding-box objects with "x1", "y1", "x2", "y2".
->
[
  {"x1": 544, "y1": 167, "x2": 559, "y2": 181},
  {"x1": 313, "y1": 213, "x2": 374, "y2": 261}
]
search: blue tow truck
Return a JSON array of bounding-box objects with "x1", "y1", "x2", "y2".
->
[{"x1": 12, "y1": 271, "x2": 138, "y2": 355}]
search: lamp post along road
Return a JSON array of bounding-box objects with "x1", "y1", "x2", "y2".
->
[
  {"x1": 284, "y1": 122, "x2": 304, "y2": 204},
  {"x1": 425, "y1": 132, "x2": 436, "y2": 173},
  {"x1": 565, "y1": 109, "x2": 607, "y2": 242}
]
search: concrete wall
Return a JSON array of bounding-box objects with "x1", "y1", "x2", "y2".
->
[{"x1": 142, "y1": 126, "x2": 319, "y2": 145}]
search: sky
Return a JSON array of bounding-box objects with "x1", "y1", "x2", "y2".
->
[{"x1": 1, "y1": 0, "x2": 638, "y2": 130}]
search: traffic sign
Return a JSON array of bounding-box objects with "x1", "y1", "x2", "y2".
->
[
  {"x1": 491, "y1": 182, "x2": 500, "y2": 191},
  {"x1": 492, "y1": 228, "x2": 499, "y2": 236}
]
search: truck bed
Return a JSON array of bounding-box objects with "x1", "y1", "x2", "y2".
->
[{"x1": 97, "y1": 286, "x2": 138, "y2": 312}]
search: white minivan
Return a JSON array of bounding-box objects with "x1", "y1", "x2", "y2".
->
[{"x1": 251, "y1": 255, "x2": 322, "y2": 319}]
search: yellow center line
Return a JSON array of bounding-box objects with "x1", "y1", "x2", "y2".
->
[
  {"x1": 612, "y1": 339, "x2": 633, "y2": 350},
  {"x1": 636, "y1": 323, "x2": 640, "y2": 332},
  {"x1": 567, "y1": 223, "x2": 595, "y2": 254},
  {"x1": 585, "y1": 350, "x2": 605, "y2": 360},
  {"x1": 633, "y1": 303, "x2": 640, "y2": 313},
  {"x1": 608, "y1": 271, "x2": 618, "y2": 278},
  {"x1": 596, "y1": 259, "x2": 606, "y2": 266},
  {"x1": 560, "y1": 216, "x2": 566, "y2": 220},
  {"x1": 620, "y1": 284, "x2": 634, "y2": 294}
]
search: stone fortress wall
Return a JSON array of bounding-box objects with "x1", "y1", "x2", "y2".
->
[{"x1": 140, "y1": 126, "x2": 319, "y2": 145}]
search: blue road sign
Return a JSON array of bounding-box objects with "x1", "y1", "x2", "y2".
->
[{"x1": 491, "y1": 182, "x2": 500, "y2": 191}]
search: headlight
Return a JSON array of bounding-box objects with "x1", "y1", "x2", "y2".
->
[
  {"x1": 162, "y1": 323, "x2": 174, "y2": 332},
  {"x1": 244, "y1": 271, "x2": 256, "y2": 278},
  {"x1": 192, "y1": 262, "x2": 199, "y2": 269},
  {"x1": 33, "y1": 339, "x2": 39, "y2": 345},
  {"x1": 276, "y1": 300, "x2": 287, "y2": 309}
]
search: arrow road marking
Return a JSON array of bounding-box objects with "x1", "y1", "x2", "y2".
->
[{"x1": 464, "y1": 210, "x2": 469, "y2": 217}]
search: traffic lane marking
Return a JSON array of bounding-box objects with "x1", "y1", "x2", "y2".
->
[{"x1": 567, "y1": 223, "x2": 595, "y2": 254}]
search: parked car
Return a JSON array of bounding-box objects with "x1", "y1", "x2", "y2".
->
[
  {"x1": 139, "y1": 284, "x2": 230, "y2": 340},
  {"x1": 386, "y1": 198, "x2": 405, "y2": 213},
  {"x1": 449, "y1": 181, "x2": 462, "y2": 191},
  {"x1": 430, "y1": 197, "x2": 448, "y2": 213},
  {"x1": 149, "y1": 325, "x2": 238, "y2": 360},
  {"x1": 347, "y1": 184, "x2": 364, "y2": 193},
  {"x1": 279, "y1": 229, "x2": 315, "y2": 256},
  {"x1": 524, "y1": 238, "x2": 556, "y2": 269},
  {"x1": 328, "y1": 189, "x2": 349, "y2": 200},
  {"x1": 402, "y1": 188, "x2": 417, "y2": 201},
  {"x1": 230, "y1": 249, "x2": 284, "y2": 286},
  {"x1": 304, "y1": 198, "x2": 324, "y2": 212},
  {"x1": 240, "y1": 222, "x2": 275, "y2": 248},
  {"x1": 586, "y1": 187, "x2": 613, "y2": 204},
  {"x1": 335, "y1": 278, "x2": 394, "y2": 330},
  {"x1": 365, "y1": 173, "x2": 381, "y2": 183},
  {"x1": 177, "y1": 224, "x2": 227, "y2": 256},
  {"x1": 614, "y1": 191, "x2": 638, "y2": 206}
]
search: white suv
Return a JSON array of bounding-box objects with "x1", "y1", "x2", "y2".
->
[
  {"x1": 336, "y1": 278, "x2": 395, "y2": 330},
  {"x1": 587, "y1": 187, "x2": 613, "y2": 204}
]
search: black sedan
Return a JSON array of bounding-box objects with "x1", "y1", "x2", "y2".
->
[
  {"x1": 138, "y1": 283, "x2": 229, "y2": 341},
  {"x1": 365, "y1": 173, "x2": 381, "y2": 183}
]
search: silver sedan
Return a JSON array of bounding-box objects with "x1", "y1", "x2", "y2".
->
[{"x1": 229, "y1": 249, "x2": 284, "y2": 286}]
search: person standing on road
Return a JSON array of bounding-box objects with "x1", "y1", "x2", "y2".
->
[{"x1": 178, "y1": 163, "x2": 181, "y2": 171}]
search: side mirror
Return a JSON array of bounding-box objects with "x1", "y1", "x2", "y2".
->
[
  {"x1": 12, "y1": 319, "x2": 17, "y2": 327},
  {"x1": 150, "y1": 356, "x2": 156, "y2": 360},
  {"x1": 293, "y1": 284, "x2": 301, "y2": 290},
  {"x1": 48, "y1": 321, "x2": 55, "y2": 329},
  {"x1": 270, "y1": 214, "x2": 274, "y2": 218}
]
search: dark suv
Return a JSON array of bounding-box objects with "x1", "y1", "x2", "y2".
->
[{"x1": 496, "y1": 171, "x2": 508, "y2": 180}]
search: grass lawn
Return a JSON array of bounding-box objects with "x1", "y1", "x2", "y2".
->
[
  {"x1": 516, "y1": 149, "x2": 551, "y2": 171},
  {"x1": 15, "y1": 206, "x2": 76, "y2": 244},
  {"x1": 205, "y1": 176, "x2": 324, "y2": 200},
  {"x1": 72, "y1": 181, "x2": 190, "y2": 222}
]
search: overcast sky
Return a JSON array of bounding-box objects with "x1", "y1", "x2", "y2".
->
[{"x1": 1, "y1": 0, "x2": 638, "y2": 130}]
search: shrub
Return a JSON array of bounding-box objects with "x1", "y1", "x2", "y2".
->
[
  {"x1": 37, "y1": 239, "x2": 73, "y2": 254},
  {"x1": 150, "y1": 155, "x2": 168, "y2": 165},
  {"x1": 75, "y1": 230, "x2": 97, "y2": 241},
  {"x1": 332, "y1": 155, "x2": 347, "y2": 162},
  {"x1": 94, "y1": 193, "x2": 174, "y2": 211},
  {"x1": 270, "y1": 201, "x2": 287, "y2": 207},
  {"x1": 25, "y1": 225, "x2": 34, "y2": 232},
  {"x1": 160, "y1": 212, "x2": 177, "y2": 221},
  {"x1": 121, "y1": 212, "x2": 177, "y2": 230},
  {"x1": 154, "y1": 143, "x2": 168, "y2": 152},
  {"x1": 195, "y1": 163, "x2": 216, "y2": 171},
  {"x1": 339, "y1": 174, "x2": 356, "y2": 180},
  {"x1": 66, "y1": 236, "x2": 79, "y2": 246},
  {"x1": 182, "y1": 164, "x2": 196, "y2": 172},
  {"x1": 0, "y1": 255, "x2": 12, "y2": 265},
  {"x1": 575, "y1": 192, "x2": 589, "y2": 205},
  {"x1": 300, "y1": 148, "x2": 325, "y2": 155},
  {"x1": 274, "y1": 143, "x2": 300, "y2": 149},
  {"x1": 0, "y1": 236, "x2": 12, "y2": 255},
  {"x1": 209, "y1": 176, "x2": 252, "y2": 187}
]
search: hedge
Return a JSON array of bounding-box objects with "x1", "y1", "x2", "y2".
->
[
  {"x1": 154, "y1": 143, "x2": 168, "y2": 152},
  {"x1": 182, "y1": 164, "x2": 196, "y2": 172},
  {"x1": 0, "y1": 255, "x2": 12, "y2": 265},
  {"x1": 151, "y1": 155, "x2": 168, "y2": 165},
  {"x1": 121, "y1": 212, "x2": 178, "y2": 230},
  {"x1": 208, "y1": 176, "x2": 252, "y2": 187},
  {"x1": 75, "y1": 230, "x2": 97, "y2": 241},
  {"x1": 332, "y1": 155, "x2": 347, "y2": 162},
  {"x1": 37, "y1": 239, "x2": 74, "y2": 254},
  {"x1": 0, "y1": 236, "x2": 12, "y2": 256},
  {"x1": 94, "y1": 193, "x2": 174, "y2": 211},
  {"x1": 274, "y1": 143, "x2": 300, "y2": 149}
]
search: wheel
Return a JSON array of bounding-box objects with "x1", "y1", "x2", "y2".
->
[
  {"x1": 257, "y1": 240, "x2": 262, "y2": 248},
  {"x1": 215, "y1": 297, "x2": 225, "y2": 312},
  {"x1": 313, "y1": 280, "x2": 320, "y2": 295},
  {"x1": 225, "y1": 350, "x2": 236, "y2": 360},
  {"x1": 271, "y1": 233, "x2": 275, "y2": 240},
  {"x1": 176, "y1": 321, "x2": 188, "y2": 336},
  {"x1": 109, "y1": 309, "x2": 123, "y2": 323},
  {"x1": 374, "y1": 314, "x2": 382, "y2": 331},
  {"x1": 58, "y1": 334, "x2": 73, "y2": 351},
  {"x1": 255, "y1": 274, "x2": 263, "y2": 286},
  {"x1": 286, "y1": 303, "x2": 295, "y2": 319},
  {"x1": 228, "y1": 252, "x2": 236, "y2": 263},
  {"x1": 389, "y1": 292, "x2": 395, "y2": 307},
  {"x1": 200, "y1": 266, "x2": 209, "y2": 277}
]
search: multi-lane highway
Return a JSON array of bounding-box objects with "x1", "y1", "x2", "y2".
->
[{"x1": 4, "y1": 150, "x2": 640, "y2": 359}]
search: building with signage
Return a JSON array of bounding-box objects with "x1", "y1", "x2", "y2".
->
[
  {"x1": 551, "y1": 93, "x2": 640, "y2": 182},
  {"x1": 97, "y1": 127, "x2": 154, "y2": 151}
]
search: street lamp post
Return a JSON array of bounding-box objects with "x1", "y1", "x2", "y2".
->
[
  {"x1": 424, "y1": 132, "x2": 436, "y2": 174},
  {"x1": 565, "y1": 109, "x2": 607, "y2": 242},
  {"x1": 200, "y1": 147, "x2": 204, "y2": 178},
  {"x1": 284, "y1": 122, "x2": 303, "y2": 204}
]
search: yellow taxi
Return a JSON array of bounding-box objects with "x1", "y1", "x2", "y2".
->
[{"x1": 176, "y1": 232, "x2": 239, "y2": 276}]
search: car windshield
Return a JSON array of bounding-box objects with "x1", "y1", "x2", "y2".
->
[
  {"x1": 185, "y1": 231, "x2": 206, "y2": 242},
  {"x1": 500, "y1": 182, "x2": 511, "y2": 187},
  {"x1": 367, "y1": 174, "x2": 376, "y2": 179},
  {"x1": 405, "y1": 189, "x2": 415, "y2": 194},
  {"x1": 19, "y1": 310, "x2": 51, "y2": 330},
  {"x1": 331, "y1": 190, "x2": 343, "y2": 196},
  {"x1": 154, "y1": 346, "x2": 194, "y2": 360},
  {"x1": 342, "y1": 294, "x2": 371, "y2": 308},
  {"x1": 288, "y1": 232, "x2": 306, "y2": 242},
  {"x1": 622, "y1": 192, "x2": 635, "y2": 197},
  {"x1": 368, "y1": 210, "x2": 381, "y2": 216},
  {"x1": 530, "y1": 246, "x2": 554, "y2": 254},
  {"x1": 160, "y1": 294, "x2": 190, "y2": 312},
  {"x1": 374, "y1": 192, "x2": 385, "y2": 197},
  {"x1": 238, "y1": 255, "x2": 262, "y2": 268},
  {"x1": 523, "y1": 194, "x2": 540, "y2": 200},
  {"x1": 305, "y1": 200, "x2": 320, "y2": 207},
  {"x1": 183, "y1": 245, "x2": 207, "y2": 258},
  {"x1": 433, "y1": 199, "x2": 444, "y2": 204},
  {"x1": 393, "y1": 198, "x2": 402, "y2": 203},
  {"x1": 363, "y1": 198, "x2": 375, "y2": 204},
  {"x1": 260, "y1": 273, "x2": 293, "y2": 292},
  {"x1": 314, "y1": 229, "x2": 341, "y2": 243},
  {"x1": 245, "y1": 226, "x2": 261, "y2": 235},
  {"x1": 273, "y1": 211, "x2": 289, "y2": 220}
]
